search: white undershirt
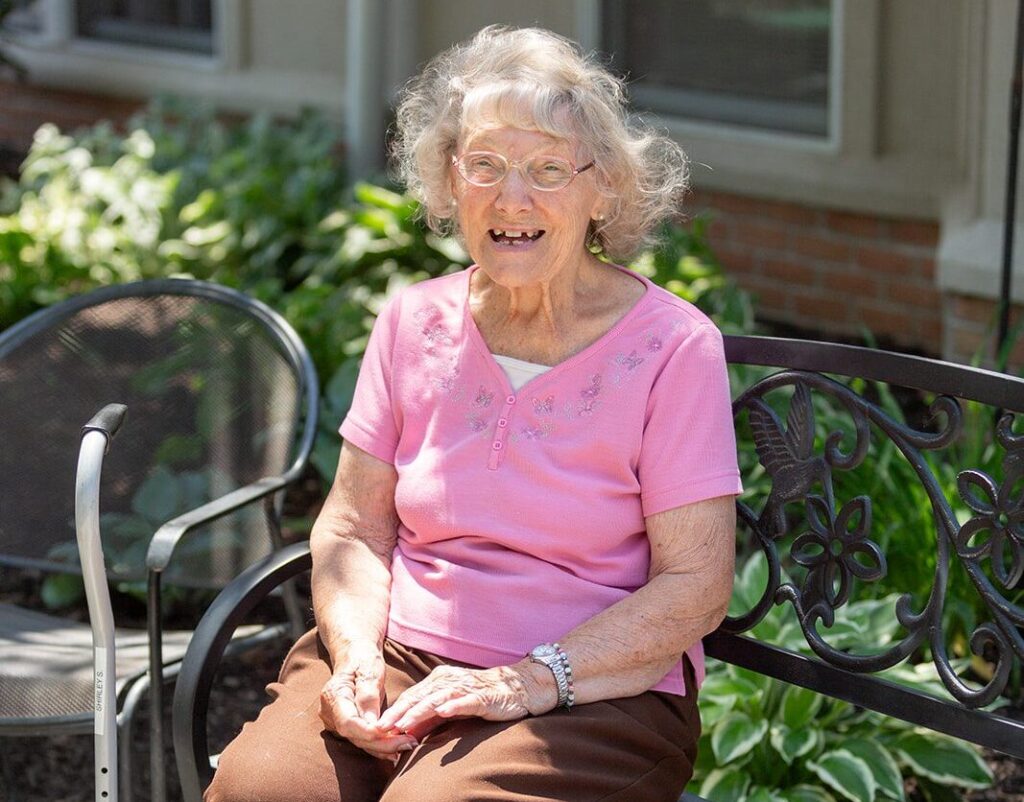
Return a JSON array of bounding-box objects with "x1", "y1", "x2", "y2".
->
[{"x1": 492, "y1": 353, "x2": 552, "y2": 391}]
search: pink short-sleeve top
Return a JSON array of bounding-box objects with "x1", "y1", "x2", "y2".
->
[{"x1": 340, "y1": 265, "x2": 742, "y2": 695}]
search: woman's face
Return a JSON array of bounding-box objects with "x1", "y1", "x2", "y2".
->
[{"x1": 452, "y1": 126, "x2": 606, "y2": 290}]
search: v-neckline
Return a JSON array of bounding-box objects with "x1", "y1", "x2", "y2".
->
[{"x1": 461, "y1": 264, "x2": 653, "y2": 397}]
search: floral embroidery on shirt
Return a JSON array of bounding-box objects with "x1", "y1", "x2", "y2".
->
[
  {"x1": 413, "y1": 304, "x2": 438, "y2": 322},
  {"x1": 435, "y1": 362, "x2": 460, "y2": 393},
  {"x1": 512, "y1": 422, "x2": 555, "y2": 442},
  {"x1": 618, "y1": 350, "x2": 644, "y2": 371},
  {"x1": 575, "y1": 374, "x2": 603, "y2": 417},
  {"x1": 475, "y1": 387, "x2": 495, "y2": 407},
  {"x1": 464, "y1": 383, "x2": 496, "y2": 433},
  {"x1": 413, "y1": 303, "x2": 496, "y2": 436},
  {"x1": 610, "y1": 330, "x2": 662, "y2": 387},
  {"x1": 423, "y1": 324, "x2": 454, "y2": 351},
  {"x1": 532, "y1": 395, "x2": 555, "y2": 414},
  {"x1": 415, "y1": 303, "x2": 465, "y2": 404},
  {"x1": 414, "y1": 304, "x2": 455, "y2": 355},
  {"x1": 578, "y1": 399, "x2": 600, "y2": 417}
]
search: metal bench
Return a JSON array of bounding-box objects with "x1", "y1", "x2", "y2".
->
[{"x1": 172, "y1": 334, "x2": 1024, "y2": 802}]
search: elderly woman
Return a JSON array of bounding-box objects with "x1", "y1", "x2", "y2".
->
[{"x1": 208, "y1": 25, "x2": 740, "y2": 802}]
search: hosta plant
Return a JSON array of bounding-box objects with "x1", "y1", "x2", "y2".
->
[{"x1": 692, "y1": 555, "x2": 994, "y2": 802}]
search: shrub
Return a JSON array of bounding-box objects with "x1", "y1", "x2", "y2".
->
[{"x1": 694, "y1": 556, "x2": 994, "y2": 802}]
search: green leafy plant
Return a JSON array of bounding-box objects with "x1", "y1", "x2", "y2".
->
[
  {"x1": 40, "y1": 462, "x2": 241, "y2": 611},
  {"x1": 693, "y1": 555, "x2": 994, "y2": 802},
  {"x1": 632, "y1": 217, "x2": 755, "y2": 335}
]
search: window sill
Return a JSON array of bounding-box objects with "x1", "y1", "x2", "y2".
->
[
  {"x1": 8, "y1": 41, "x2": 345, "y2": 115},
  {"x1": 937, "y1": 217, "x2": 1024, "y2": 303}
]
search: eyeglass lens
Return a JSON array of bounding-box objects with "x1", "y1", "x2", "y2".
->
[{"x1": 456, "y1": 152, "x2": 580, "y2": 190}]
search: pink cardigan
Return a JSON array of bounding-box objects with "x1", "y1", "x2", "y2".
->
[{"x1": 340, "y1": 266, "x2": 741, "y2": 695}]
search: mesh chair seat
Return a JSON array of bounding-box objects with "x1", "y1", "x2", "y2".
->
[{"x1": 0, "y1": 602, "x2": 196, "y2": 726}]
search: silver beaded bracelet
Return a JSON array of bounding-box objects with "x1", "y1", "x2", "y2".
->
[{"x1": 528, "y1": 642, "x2": 576, "y2": 710}]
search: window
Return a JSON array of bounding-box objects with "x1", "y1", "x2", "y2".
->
[
  {"x1": 76, "y1": 0, "x2": 213, "y2": 55},
  {"x1": 2, "y1": 0, "x2": 44, "y2": 35},
  {"x1": 602, "y1": 0, "x2": 833, "y2": 137}
]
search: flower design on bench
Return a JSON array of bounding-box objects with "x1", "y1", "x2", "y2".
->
[
  {"x1": 956, "y1": 471, "x2": 1024, "y2": 589},
  {"x1": 792, "y1": 495, "x2": 885, "y2": 624},
  {"x1": 956, "y1": 415, "x2": 1024, "y2": 589}
]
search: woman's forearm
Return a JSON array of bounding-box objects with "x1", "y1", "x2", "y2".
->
[
  {"x1": 519, "y1": 495, "x2": 736, "y2": 709},
  {"x1": 377, "y1": 560, "x2": 734, "y2": 733},
  {"x1": 311, "y1": 528, "x2": 394, "y2": 662},
  {"x1": 552, "y1": 568, "x2": 731, "y2": 703},
  {"x1": 310, "y1": 442, "x2": 400, "y2": 666}
]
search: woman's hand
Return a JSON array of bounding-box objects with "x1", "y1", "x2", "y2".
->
[
  {"x1": 318, "y1": 641, "x2": 417, "y2": 761},
  {"x1": 376, "y1": 662, "x2": 557, "y2": 739}
]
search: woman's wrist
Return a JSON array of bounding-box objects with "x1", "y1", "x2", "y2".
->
[
  {"x1": 528, "y1": 643, "x2": 575, "y2": 710},
  {"x1": 317, "y1": 625, "x2": 385, "y2": 668},
  {"x1": 513, "y1": 658, "x2": 561, "y2": 715}
]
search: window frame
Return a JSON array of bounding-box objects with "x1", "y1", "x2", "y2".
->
[
  {"x1": 597, "y1": 0, "x2": 840, "y2": 143},
  {"x1": 574, "y1": 0, "x2": 935, "y2": 218},
  {"x1": 3, "y1": 0, "x2": 349, "y2": 127},
  {"x1": 14, "y1": 0, "x2": 241, "y2": 71},
  {"x1": 74, "y1": 0, "x2": 216, "y2": 56}
]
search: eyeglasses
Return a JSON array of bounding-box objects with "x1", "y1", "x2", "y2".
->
[{"x1": 451, "y1": 151, "x2": 595, "y2": 192}]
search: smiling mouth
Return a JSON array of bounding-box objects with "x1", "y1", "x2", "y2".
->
[{"x1": 489, "y1": 229, "x2": 545, "y2": 245}]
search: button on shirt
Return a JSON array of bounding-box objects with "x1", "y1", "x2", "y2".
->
[{"x1": 339, "y1": 266, "x2": 741, "y2": 695}]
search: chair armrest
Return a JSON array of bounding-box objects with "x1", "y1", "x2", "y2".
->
[
  {"x1": 172, "y1": 541, "x2": 312, "y2": 802},
  {"x1": 145, "y1": 475, "x2": 291, "y2": 572}
]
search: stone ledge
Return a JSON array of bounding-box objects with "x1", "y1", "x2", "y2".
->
[{"x1": 937, "y1": 217, "x2": 1024, "y2": 304}]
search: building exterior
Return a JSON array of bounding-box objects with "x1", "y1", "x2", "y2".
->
[{"x1": 3, "y1": 0, "x2": 1023, "y2": 366}]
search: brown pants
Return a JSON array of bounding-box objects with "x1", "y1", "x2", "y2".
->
[{"x1": 206, "y1": 630, "x2": 701, "y2": 802}]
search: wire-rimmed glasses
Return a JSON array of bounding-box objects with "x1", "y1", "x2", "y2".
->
[{"x1": 451, "y1": 151, "x2": 595, "y2": 191}]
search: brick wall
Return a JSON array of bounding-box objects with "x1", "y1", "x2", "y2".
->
[
  {"x1": 0, "y1": 78, "x2": 141, "y2": 175},
  {"x1": 690, "y1": 189, "x2": 943, "y2": 354},
  {"x1": 944, "y1": 293, "x2": 1024, "y2": 370}
]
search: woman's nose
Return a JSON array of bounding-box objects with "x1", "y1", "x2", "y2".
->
[{"x1": 493, "y1": 167, "x2": 534, "y2": 214}]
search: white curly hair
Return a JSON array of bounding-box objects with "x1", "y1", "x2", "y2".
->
[{"x1": 391, "y1": 25, "x2": 689, "y2": 262}]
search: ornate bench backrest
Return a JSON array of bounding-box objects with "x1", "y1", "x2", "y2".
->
[{"x1": 717, "y1": 335, "x2": 1024, "y2": 758}]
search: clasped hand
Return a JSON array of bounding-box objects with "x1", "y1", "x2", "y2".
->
[{"x1": 319, "y1": 647, "x2": 552, "y2": 762}]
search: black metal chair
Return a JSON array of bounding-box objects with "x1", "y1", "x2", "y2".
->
[
  {"x1": 172, "y1": 335, "x2": 1024, "y2": 802},
  {"x1": 0, "y1": 279, "x2": 319, "y2": 802}
]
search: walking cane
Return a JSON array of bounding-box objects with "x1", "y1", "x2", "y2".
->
[{"x1": 76, "y1": 403, "x2": 128, "y2": 802}]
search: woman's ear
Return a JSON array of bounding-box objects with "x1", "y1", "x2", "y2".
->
[
  {"x1": 446, "y1": 174, "x2": 460, "y2": 218},
  {"x1": 589, "y1": 179, "x2": 614, "y2": 222}
]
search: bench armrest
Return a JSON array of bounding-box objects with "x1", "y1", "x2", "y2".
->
[{"x1": 172, "y1": 541, "x2": 312, "y2": 802}]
